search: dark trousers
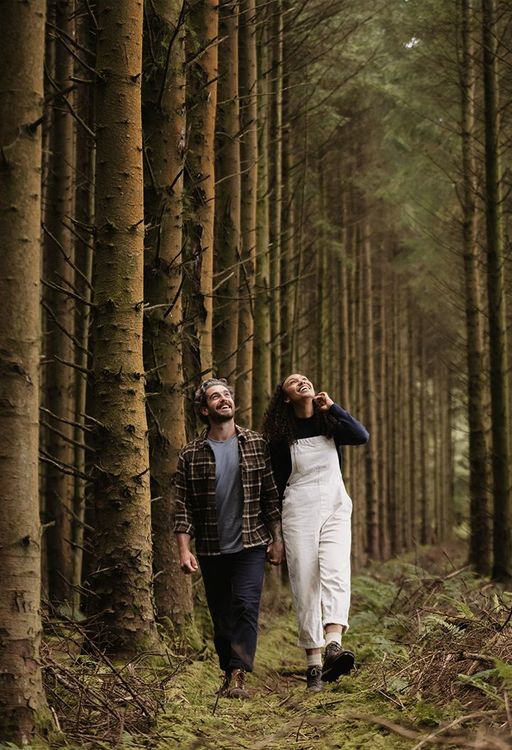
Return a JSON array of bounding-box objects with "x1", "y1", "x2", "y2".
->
[{"x1": 198, "y1": 546, "x2": 266, "y2": 673}]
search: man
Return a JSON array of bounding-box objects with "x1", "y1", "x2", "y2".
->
[{"x1": 174, "y1": 378, "x2": 284, "y2": 699}]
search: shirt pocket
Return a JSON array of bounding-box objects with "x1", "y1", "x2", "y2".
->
[{"x1": 241, "y1": 462, "x2": 265, "y2": 496}]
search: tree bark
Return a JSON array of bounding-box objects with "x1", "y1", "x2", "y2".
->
[
  {"x1": 237, "y1": 0, "x2": 258, "y2": 424},
  {"x1": 269, "y1": 0, "x2": 283, "y2": 382},
  {"x1": 43, "y1": 0, "x2": 76, "y2": 606},
  {"x1": 481, "y1": 0, "x2": 511, "y2": 582},
  {"x1": 214, "y1": 0, "x2": 241, "y2": 381},
  {"x1": 89, "y1": 0, "x2": 160, "y2": 654},
  {"x1": 460, "y1": 0, "x2": 491, "y2": 574},
  {"x1": 73, "y1": 6, "x2": 96, "y2": 615},
  {"x1": 143, "y1": 0, "x2": 193, "y2": 629},
  {"x1": 418, "y1": 319, "x2": 429, "y2": 546},
  {"x1": 183, "y1": 0, "x2": 219, "y2": 387},
  {"x1": 0, "y1": 0, "x2": 48, "y2": 742},
  {"x1": 252, "y1": 0, "x2": 272, "y2": 428},
  {"x1": 362, "y1": 224, "x2": 380, "y2": 559}
]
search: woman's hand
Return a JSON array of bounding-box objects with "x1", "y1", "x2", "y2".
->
[{"x1": 314, "y1": 391, "x2": 334, "y2": 411}]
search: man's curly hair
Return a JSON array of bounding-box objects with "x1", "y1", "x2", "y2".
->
[{"x1": 261, "y1": 382, "x2": 334, "y2": 444}]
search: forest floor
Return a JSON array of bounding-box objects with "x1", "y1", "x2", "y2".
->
[{"x1": 40, "y1": 543, "x2": 512, "y2": 750}]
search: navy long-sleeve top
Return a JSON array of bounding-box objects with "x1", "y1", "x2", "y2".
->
[{"x1": 268, "y1": 403, "x2": 369, "y2": 500}]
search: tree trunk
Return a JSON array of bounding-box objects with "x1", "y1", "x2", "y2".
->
[
  {"x1": 280, "y1": 42, "x2": 294, "y2": 377},
  {"x1": 252, "y1": 0, "x2": 272, "y2": 428},
  {"x1": 183, "y1": 0, "x2": 219, "y2": 388},
  {"x1": 377, "y1": 257, "x2": 390, "y2": 559},
  {"x1": 481, "y1": 0, "x2": 511, "y2": 583},
  {"x1": 72, "y1": 7, "x2": 96, "y2": 615},
  {"x1": 391, "y1": 278, "x2": 402, "y2": 554},
  {"x1": 0, "y1": 0, "x2": 48, "y2": 741},
  {"x1": 460, "y1": 0, "x2": 491, "y2": 574},
  {"x1": 214, "y1": 0, "x2": 241, "y2": 380},
  {"x1": 142, "y1": 0, "x2": 193, "y2": 629},
  {"x1": 237, "y1": 0, "x2": 258, "y2": 424},
  {"x1": 362, "y1": 225, "x2": 380, "y2": 559},
  {"x1": 89, "y1": 0, "x2": 160, "y2": 654},
  {"x1": 418, "y1": 320, "x2": 429, "y2": 546},
  {"x1": 407, "y1": 301, "x2": 416, "y2": 548},
  {"x1": 269, "y1": 0, "x2": 283, "y2": 382},
  {"x1": 43, "y1": 0, "x2": 76, "y2": 606}
]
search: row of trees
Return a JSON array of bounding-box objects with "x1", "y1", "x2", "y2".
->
[{"x1": 1, "y1": 0, "x2": 511, "y2": 743}]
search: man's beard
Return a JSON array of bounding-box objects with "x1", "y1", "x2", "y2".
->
[{"x1": 209, "y1": 406, "x2": 234, "y2": 423}]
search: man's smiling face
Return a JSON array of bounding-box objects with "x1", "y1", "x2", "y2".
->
[{"x1": 202, "y1": 384, "x2": 236, "y2": 423}]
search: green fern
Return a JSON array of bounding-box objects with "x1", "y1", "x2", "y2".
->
[
  {"x1": 493, "y1": 658, "x2": 512, "y2": 689},
  {"x1": 457, "y1": 671, "x2": 504, "y2": 704},
  {"x1": 420, "y1": 614, "x2": 465, "y2": 639}
]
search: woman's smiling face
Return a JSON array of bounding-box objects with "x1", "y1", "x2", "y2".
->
[{"x1": 282, "y1": 373, "x2": 315, "y2": 403}]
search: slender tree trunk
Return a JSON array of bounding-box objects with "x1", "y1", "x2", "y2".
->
[
  {"x1": 481, "y1": 0, "x2": 511, "y2": 582},
  {"x1": 432, "y1": 360, "x2": 442, "y2": 544},
  {"x1": 73, "y1": 8, "x2": 96, "y2": 615},
  {"x1": 418, "y1": 320, "x2": 429, "y2": 546},
  {"x1": 386, "y1": 282, "x2": 397, "y2": 554},
  {"x1": 43, "y1": 0, "x2": 76, "y2": 605},
  {"x1": 407, "y1": 302, "x2": 416, "y2": 548},
  {"x1": 291, "y1": 113, "x2": 309, "y2": 373},
  {"x1": 252, "y1": 1, "x2": 272, "y2": 427},
  {"x1": 143, "y1": 0, "x2": 193, "y2": 629},
  {"x1": 183, "y1": 0, "x2": 219, "y2": 388},
  {"x1": 280, "y1": 61, "x2": 294, "y2": 377},
  {"x1": 362, "y1": 225, "x2": 380, "y2": 559},
  {"x1": 0, "y1": 1, "x2": 49, "y2": 741},
  {"x1": 89, "y1": 0, "x2": 160, "y2": 654},
  {"x1": 391, "y1": 279, "x2": 402, "y2": 554},
  {"x1": 269, "y1": 0, "x2": 283, "y2": 381},
  {"x1": 378, "y1": 259, "x2": 390, "y2": 559},
  {"x1": 354, "y1": 219, "x2": 366, "y2": 562},
  {"x1": 40, "y1": 0, "x2": 57, "y2": 603},
  {"x1": 214, "y1": 0, "x2": 241, "y2": 380},
  {"x1": 237, "y1": 0, "x2": 258, "y2": 424},
  {"x1": 339, "y1": 192, "x2": 351, "y2": 412},
  {"x1": 460, "y1": 0, "x2": 491, "y2": 574},
  {"x1": 318, "y1": 159, "x2": 332, "y2": 388}
]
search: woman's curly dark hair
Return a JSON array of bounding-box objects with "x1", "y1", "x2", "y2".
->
[{"x1": 261, "y1": 382, "x2": 334, "y2": 445}]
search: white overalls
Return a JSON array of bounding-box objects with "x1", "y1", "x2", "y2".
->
[{"x1": 282, "y1": 435, "x2": 352, "y2": 649}]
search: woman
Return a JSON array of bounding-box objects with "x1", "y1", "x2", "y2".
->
[{"x1": 262, "y1": 373, "x2": 369, "y2": 692}]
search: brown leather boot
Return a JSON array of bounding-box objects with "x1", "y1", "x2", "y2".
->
[
  {"x1": 218, "y1": 671, "x2": 231, "y2": 696},
  {"x1": 321, "y1": 642, "x2": 355, "y2": 682},
  {"x1": 306, "y1": 665, "x2": 323, "y2": 692},
  {"x1": 225, "y1": 668, "x2": 250, "y2": 699}
]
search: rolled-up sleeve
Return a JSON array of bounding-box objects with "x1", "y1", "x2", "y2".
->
[{"x1": 173, "y1": 452, "x2": 195, "y2": 537}]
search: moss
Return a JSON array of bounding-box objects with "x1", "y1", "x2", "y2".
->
[{"x1": 38, "y1": 550, "x2": 509, "y2": 749}]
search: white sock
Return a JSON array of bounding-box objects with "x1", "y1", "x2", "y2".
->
[
  {"x1": 306, "y1": 653, "x2": 322, "y2": 667},
  {"x1": 325, "y1": 631, "x2": 342, "y2": 647}
]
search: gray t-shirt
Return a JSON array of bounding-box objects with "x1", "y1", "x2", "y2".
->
[{"x1": 207, "y1": 434, "x2": 244, "y2": 553}]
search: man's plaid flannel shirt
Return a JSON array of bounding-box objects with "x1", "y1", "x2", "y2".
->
[{"x1": 173, "y1": 426, "x2": 281, "y2": 556}]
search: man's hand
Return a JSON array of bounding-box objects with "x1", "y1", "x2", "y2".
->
[
  {"x1": 314, "y1": 391, "x2": 334, "y2": 411},
  {"x1": 176, "y1": 533, "x2": 198, "y2": 574},
  {"x1": 266, "y1": 538, "x2": 285, "y2": 565},
  {"x1": 179, "y1": 550, "x2": 198, "y2": 574}
]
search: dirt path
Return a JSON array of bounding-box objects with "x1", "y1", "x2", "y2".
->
[
  {"x1": 150, "y1": 550, "x2": 511, "y2": 750},
  {"x1": 158, "y1": 586, "x2": 416, "y2": 749}
]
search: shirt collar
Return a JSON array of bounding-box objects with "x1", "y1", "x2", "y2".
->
[{"x1": 196, "y1": 424, "x2": 248, "y2": 447}]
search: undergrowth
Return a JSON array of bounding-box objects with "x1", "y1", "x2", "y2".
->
[{"x1": 27, "y1": 544, "x2": 511, "y2": 750}]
